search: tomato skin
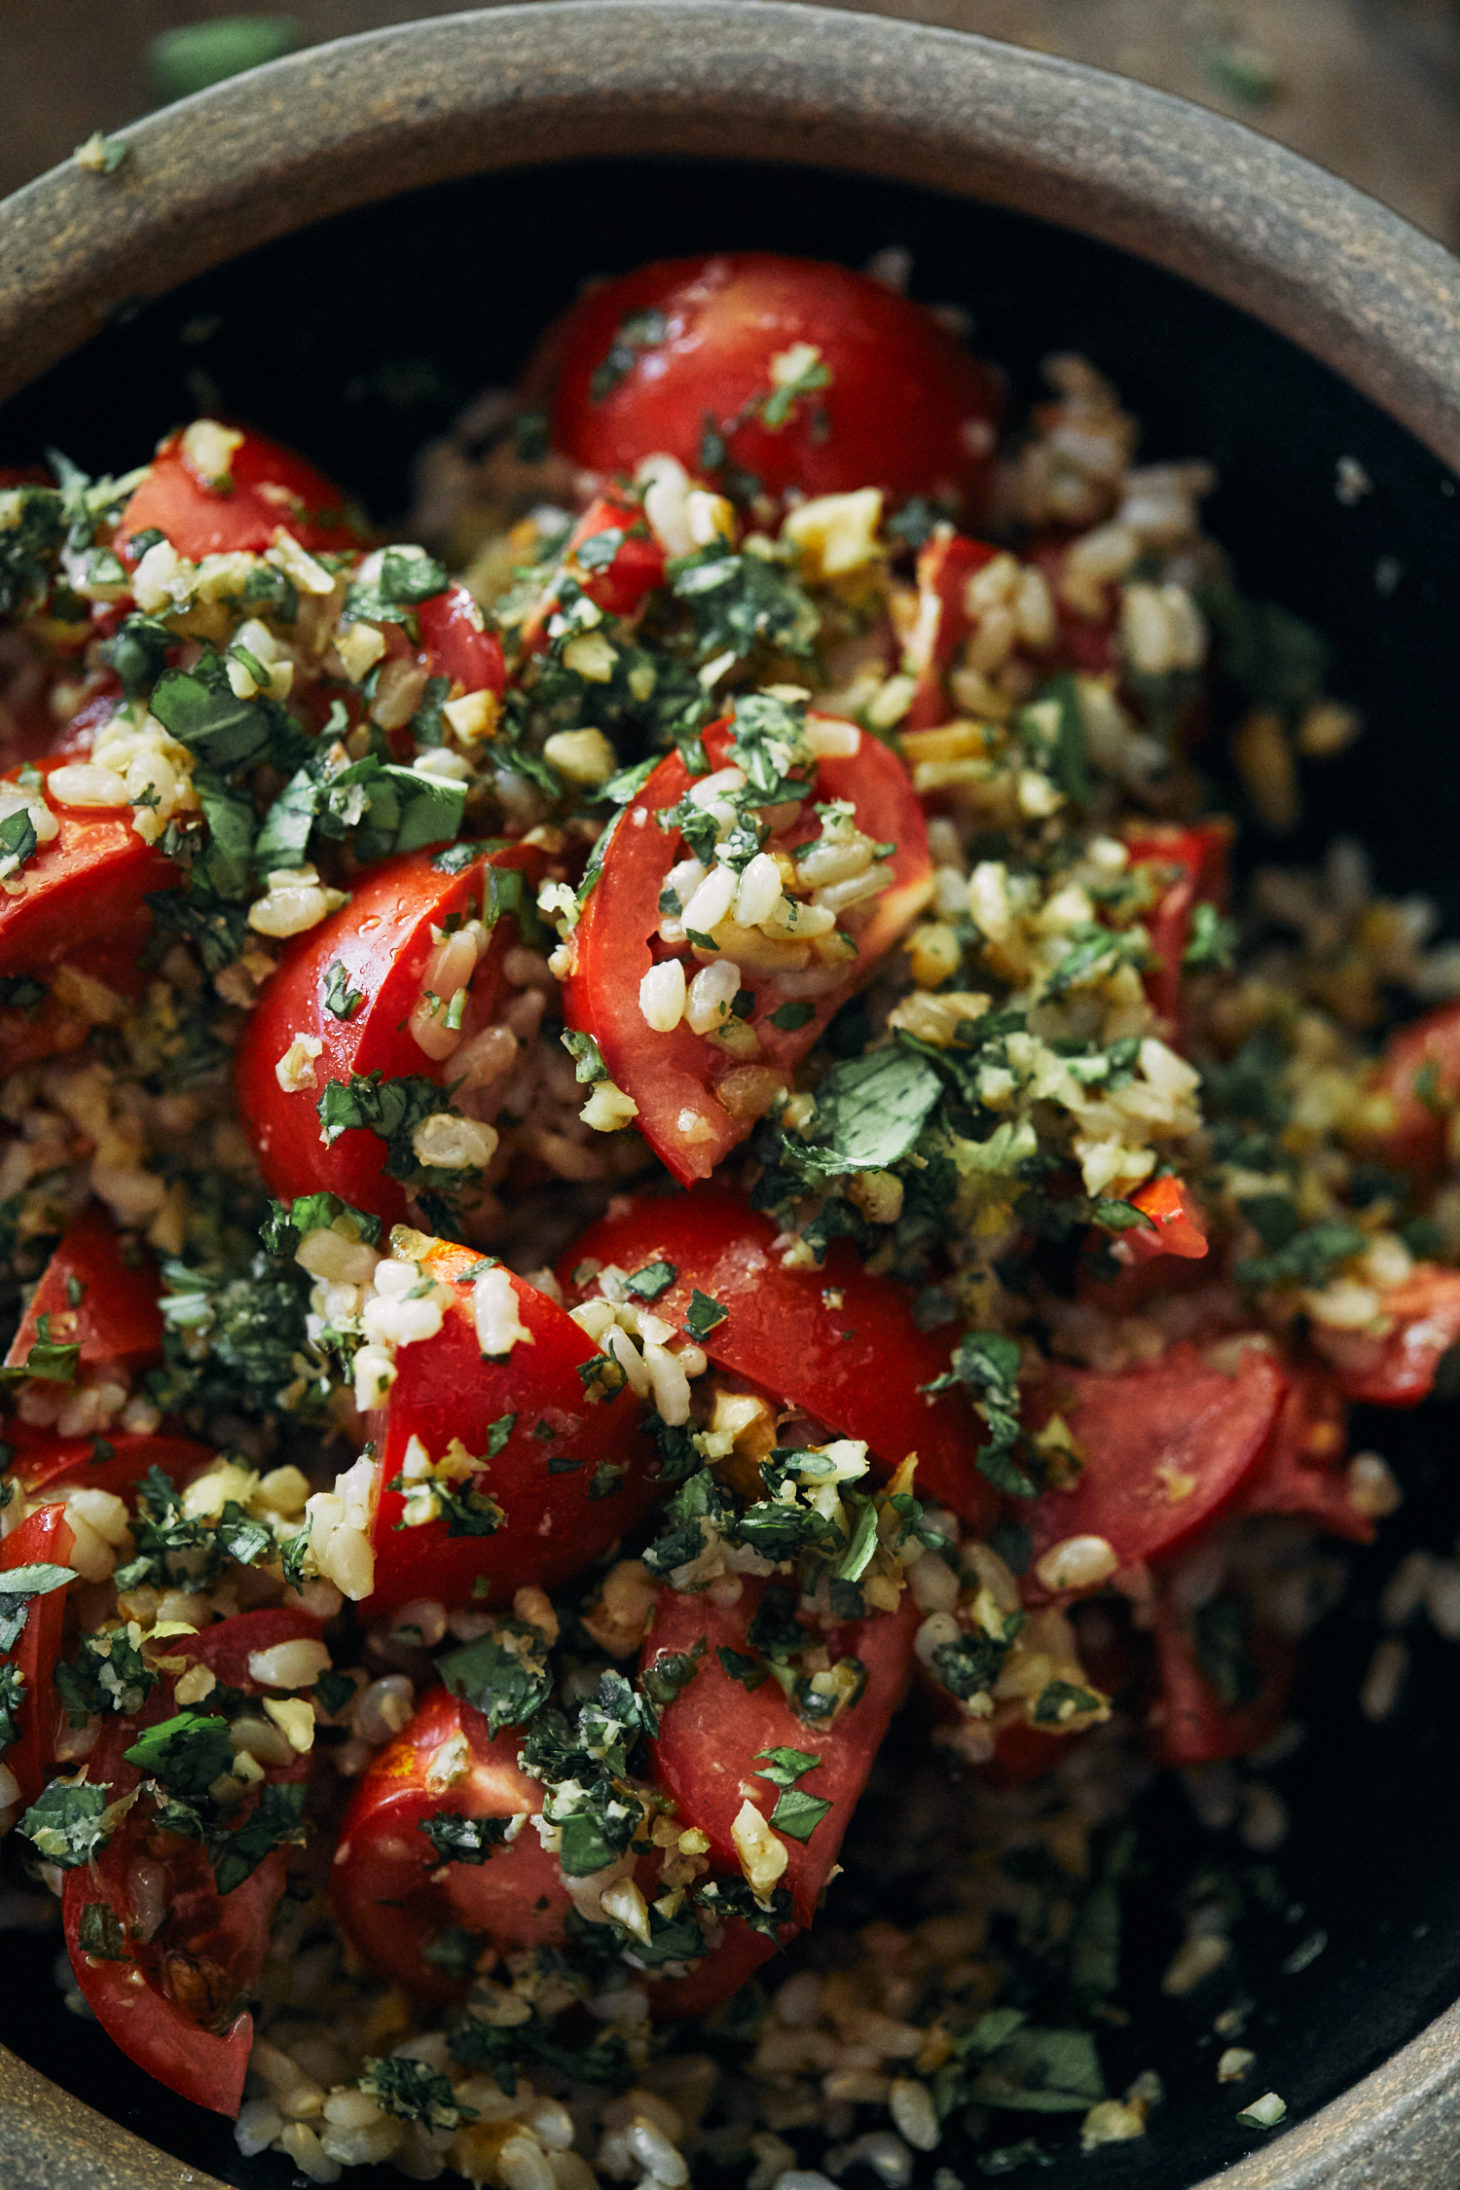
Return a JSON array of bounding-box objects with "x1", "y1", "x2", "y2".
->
[
  {"x1": 4, "y1": 1206, "x2": 163, "y2": 1383},
  {"x1": 59, "y1": 1606, "x2": 322, "y2": 2116},
  {"x1": 560, "y1": 1186, "x2": 995, "y2": 1529},
  {"x1": 648, "y1": 1916, "x2": 779, "y2": 2020},
  {"x1": 646, "y1": 1578, "x2": 916, "y2": 1930},
  {"x1": 414, "y1": 583, "x2": 507, "y2": 699},
  {"x1": 902, "y1": 532, "x2": 999, "y2": 732},
  {"x1": 333, "y1": 1688, "x2": 570, "y2": 2000},
  {"x1": 0, "y1": 759, "x2": 179, "y2": 990},
  {"x1": 1311, "y1": 1263, "x2": 1460, "y2": 1408},
  {"x1": 364, "y1": 1235, "x2": 663, "y2": 1617},
  {"x1": 1117, "y1": 1176, "x2": 1210, "y2": 1266},
  {"x1": 1150, "y1": 1588, "x2": 1294, "y2": 1768},
  {"x1": 1365, "y1": 1003, "x2": 1460, "y2": 1179},
  {"x1": 1026, "y1": 1341, "x2": 1286, "y2": 1588},
  {"x1": 1233, "y1": 1359, "x2": 1369, "y2": 1540},
  {"x1": 114, "y1": 425, "x2": 367, "y2": 562},
  {"x1": 565, "y1": 718, "x2": 932, "y2": 1185},
  {"x1": 236, "y1": 843, "x2": 540, "y2": 1224},
  {"x1": 1, "y1": 1503, "x2": 75, "y2": 1806},
  {"x1": 521, "y1": 495, "x2": 667, "y2": 654},
  {"x1": 1122, "y1": 820, "x2": 1231, "y2": 1033},
  {"x1": 545, "y1": 254, "x2": 1003, "y2": 510},
  {"x1": 11, "y1": 1432, "x2": 214, "y2": 1506}
]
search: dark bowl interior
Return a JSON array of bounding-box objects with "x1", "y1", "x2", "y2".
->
[{"x1": 3, "y1": 152, "x2": 1460, "y2": 2190}]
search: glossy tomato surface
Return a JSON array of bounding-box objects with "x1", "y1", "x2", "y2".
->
[
  {"x1": 364, "y1": 1235, "x2": 662, "y2": 1616},
  {"x1": 114, "y1": 425, "x2": 367, "y2": 562},
  {"x1": 902, "y1": 531, "x2": 998, "y2": 731},
  {"x1": 1027, "y1": 1341, "x2": 1285, "y2": 1587},
  {"x1": 564, "y1": 719, "x2": 931, "y2": 1184},
  {"x1": 1122, "y1": 820, "x2": 1231, "y2": 1034},
  {"x1": 646, "y1": 1576, "x2": 917, "y2": 1929},
  {"x1": 4, "y1": 1206, "x2": 162, "y2": 1384},
  {"x1": 60, "y1": 1607, "x2": 321, "y2": 2116},
  {"x1": 0, "y1": 760, "x2": 179, "y2": 989},
  {"x1": 543, "y1": 253, "x2": 1003, "y2": 509},
  {"x1": 236, "y1": 843, "x2": 539, "y2": 1224},
  {"x1": 332, "y1": 1687, "x2": 569, "y2": 2000},
  {"x1": 560, "y1": 1186, "x2": 994, "y2": 1527}
]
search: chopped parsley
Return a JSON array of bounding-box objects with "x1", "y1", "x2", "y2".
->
[
  {"x1": 19, "y1": 1779, "x2": 114, "y2": 1867},
  {"x1": 358, "y1": 2056, "x2": 474, "y2": 2131},
  {"x1": 684, "y1": 1289, "x2": 728, "y2": 1339},
  {"x1": 0, "y1": 1562, "x2": 75, "y2": 1653},
  {"x1": 438, "y1": 1625, "x2": 550, "y2": 1737},
  {"x1": 419, "y1": 1810, "x2": 513, "y2": 1865}
]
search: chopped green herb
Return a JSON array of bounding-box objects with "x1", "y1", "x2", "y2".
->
[{"x1": 684, "y1": 1289, "x2": 728, "y2": 1339}]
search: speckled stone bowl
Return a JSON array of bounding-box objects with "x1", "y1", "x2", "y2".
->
[{"x1": 3, "y1": 8, "x2": 1460, "y2": 2187}]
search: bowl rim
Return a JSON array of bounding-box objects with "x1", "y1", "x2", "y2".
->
[{"x1": 2, "y1": 6, "x2": 1460, "y2": 2185}]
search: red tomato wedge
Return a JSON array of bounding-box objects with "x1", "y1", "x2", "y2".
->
[
  {"x1": 59, "y1": 1606, "x2": 321, "y2": 2117},
  {"x1": 11, "y1": 1432, "x2": 214, "y2": 1505},
  {"x1": 1122, "y1": 820, "x2": 1231, "y2": 1032},
  {"x1": 564, "y1": 716, "x2": 932, "y2": 1185},
  {"x1": 559, "y1": 1187, "x2": 995, "y2": 1529},
  {"x1": 364, "y1": 1235, "x2": 662, "y2": 1617},
  {"x1": 415, "y1": 583, "x2": 507, "y2": 699},
  {"x1": 1150, "y1": 1587, "x2": 1294, "y2": 1768},
  {"x1": 1233, "y1": 1359, "x2": 1369, "y2": 1541},
  {"x1": 1364, "y1": 1002, "x2": 1460, "y2": 1180},
  {"x1": 520, "y1": 494, "x2": 666, "y2": 655},
  {"x1": 0, "y1": 760, "x2": 179, "y2": 989},
  {"x1": 542, "y1": 253, "x2": 1003, "y2": 510},
  {"x1": 1026, "y1": 1341, "x2": 1286, "y2": 1589},
  {"x1": 332, "y1": 1687, "x2": 570, "y2": 2001},
  {"x1": 1110, "y1": 1176, "x2": 1211, "y2": 1275},
  {"x1": 646, "y1": 1577, "x2": 917, "y2": 1929},
  {"x1": 648, "y1": 1916, "x2": 779, "y2": 2021},
  {"x1": 901, "y1": 531, "x2": 998, "y2": 732},
  {"x1": 4, "y1": 1206, "x2": 162, "y2": 1384},
  {"x1": 236, "y1": 843, "x2": 540, "y2": 1225},
  {"x1": 1311, "y1": 1263, "x2": 1460, "y2": 1408},
  {"x1": 114, "y1": 424, "x2": 367, "y2": 562},
  {"x1": 1, "y1": 1503, "x2": 76, "y2": 1805}
]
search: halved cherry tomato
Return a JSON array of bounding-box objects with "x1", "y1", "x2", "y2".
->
[
  {"x1": 520, "y1": 494, "x2": 666, "y2": 655},
  {"x1": 364, "y1": 1234, "x2": 662, "y2": 1617},
  {"x1": 1150, "y1": 1586, "x2": 1294, "y2": 1768},
  {"x1": 647, "y1": 1914, "x2": 779, "y2": 2021},
  {"x1": 236, "y1": 843, "x2": 540, "y2": 1225},
  {"x1": 542, "y1": 253, "x2": 1003, "y2": 510},
  {"x1": 332, "y1": 1687, "x2": 570, "y2": 2001},
  {"x1": 114, "y1": 425, "x2": 367, "y2": 562},
  {"x1": 560, "y1": 1186, "x2": 995, "y2": 1529},
  {"x1": 4, "y1": 1206, "x2": 162, "y2": 1385},
  {"x1": 564, "y1": 717, "x2": 931, "y2": 1184},
  {"x1": 0, "y1": 760, "x2": 180, "y2": 992},
  {"x1": 1, "y1": 1503, "x2": 75, "y2": 1805},
  {"x1": 1026, "y1": 1341, "x2": 1285, "y2": 1589},
  {"x1": 1122, "y1": 820, "x2": 1231, "y2": 1032},
  {"x1": 646, "y1": 1577, "x2": 916, "y2": 1931},
  {"x1": 1311, "y1": 1263, "x2": 1460, "y2": 1408},
  {"x1": 1233, "y1": 1358, "x2": 1369, "y2": 1541},
  {"x1": 60, "y1": 1606, "x2": 321, "y2": 2117},
  {"x1": 901, "y1": 531, "x2": 998, "y2": 732},
  {"x1": 1363, "y1": 1002, "x2": 1460, "y2": 1180}
]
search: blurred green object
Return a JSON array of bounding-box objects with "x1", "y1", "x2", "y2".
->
[{"x1": 149, "y1": 15, "x2": 301, "y2": 101}]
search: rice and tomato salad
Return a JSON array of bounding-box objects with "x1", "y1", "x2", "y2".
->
[{"x1": 0, "y1": 249, "x2": 1455, "y2": 2187}]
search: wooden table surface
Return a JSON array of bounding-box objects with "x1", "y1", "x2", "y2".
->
[{"x1": 3, "y1": 0, "x2": 1459, "y2": 244}]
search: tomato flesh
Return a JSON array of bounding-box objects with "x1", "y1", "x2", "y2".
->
[
  {"x1": 115, "y1": 426, "x2": 367, "y2": 562},
  {"x1": 11, "y1": 1432, "x2": 214, "y2": 1506},
  {"x1": 1311, "y1": 1262, "x2": 1460, "y2": 1407},
  {"x1": 415, "y1": 582, "x2": 507, "y2": 699},
  {"x1": 646, "y1": 1577, "x2": 916, "y2": 1930},
  {"x1": 544, "y1": 253, "x2": 1003, "y2": 511},
  {"x1": 565, "y1": 718, "x2": 932, "y2": 1185},
  {"x1": 333, "y1": 1687, "x2": 570, "y2": 2000},
  {"x1": 236, "y1": 843, "x2": 540, "y2": 1225},
  {"x1": 1233, "y1": 1359, "x2": 1369, "y2": 1540},
  {"x1": 60, "y1": 1606, "x2": 322, "y2": 2116},
  {"x1": 1116, "y1": 1176, "x2": 1210, "y2": 1267},
  {"x1": 902, "y1": 532, "x2": 998, "y2": 731},
  {"x1": 364, "y1": 1235, "x2": 663, "y2": 1617},
  {"x1": 4, "y1": 1205, "x2": 163, "y2": 1383},
  {"x1": 560, "y1": 1186, "x2": 995, "y2": 1528},
  {"x1": 1366, "y1": 1002, "x2": 1460, "y2": 1179},
  {"x1": 1, "y1": 1503, "x2": 75, "y2": 1805},
  {"x1": 1122, "y1": 820, "x2": 1231, "y2": 1033},
  {"x1": 0, "y1": 760, "x2": 179, "y2": 993},
  {"x1": 521, "y1": 494, "x2": 666, "y2": 655},
  {"x1": 1151, "y1": 1586, "x2": 1294, "y2": 1768},
  {"x1": 1026, "y1": 1341, "x2": 1285, "y2": 1587}
]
